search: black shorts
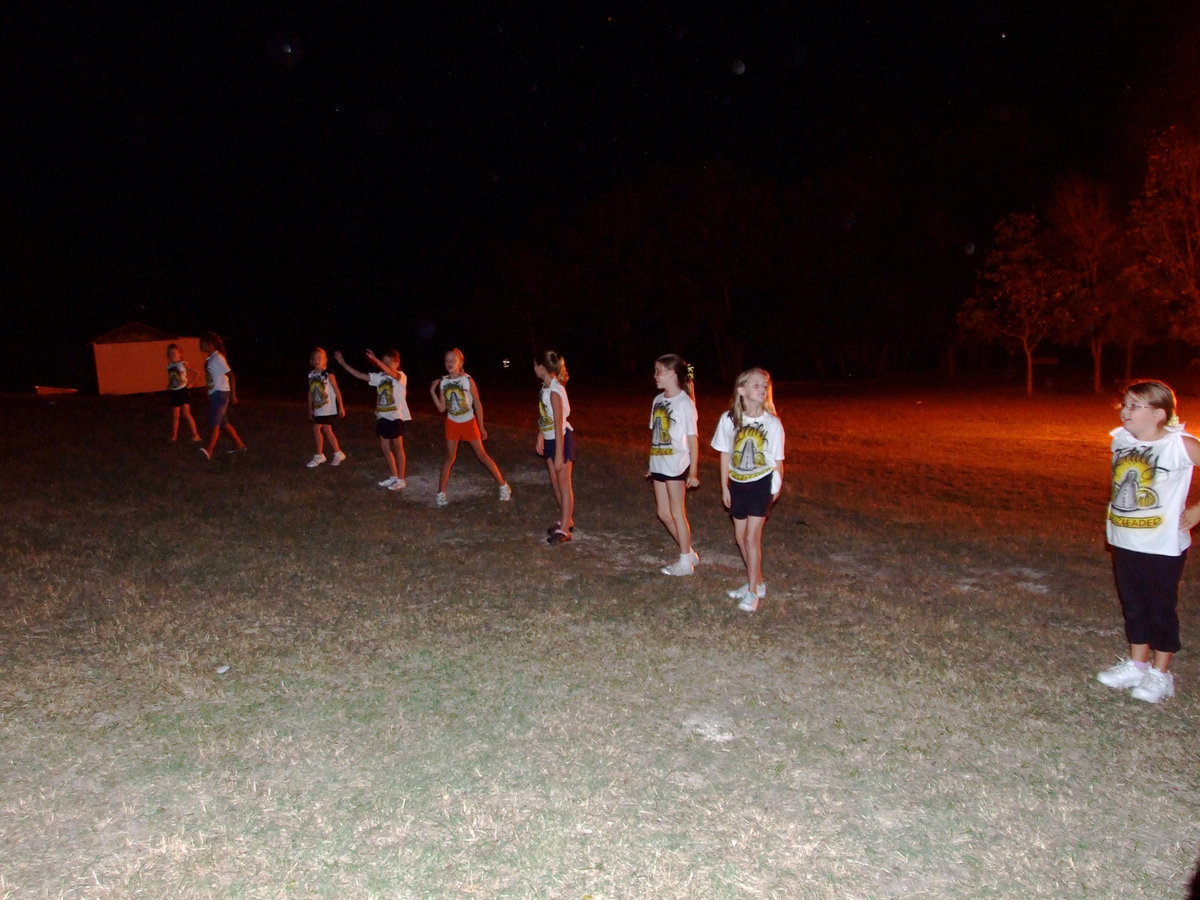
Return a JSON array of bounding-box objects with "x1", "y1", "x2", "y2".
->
[
  {"x1": 651, "y1": 471, "x2": 687, "y2": 482},
  {"x1": 377, "y1": 417, "x2": 406, "y2": 440},
  {"x1": 729, "y1": 476, "x2": 772, "y2": 519},
  {"x1": 313, "y1": 414, "x2": 338, "y2": 425},
  {"x1": 169, "y1": 389, "x2": 191, "y2": 408}
]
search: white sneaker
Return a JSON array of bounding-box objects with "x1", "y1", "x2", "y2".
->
[
  {"x1": 498, "y1": 483, "x2": 512, "y2": 501},
  {"x1": 331, "y1": 451, "x2": 346, "y2": 467},
  {"x1": 661, "y1": 558, "x2": 695, "y2": 576},
  {"x1": 689, "y1": 549, "x2": 700, "y2": 566},
  {"x1": 1097, "y1": 659, "x2": 1149, "y2": 689},
  {"x1": 378, "y1": 476, "x2": 397, "y2": 487},
  {"x1": 307, "y1": 454, "x2": 326, "y2": 468},
  {"x1": 388, "y1": 478, "x2": 406, "y2": 491},
  {"x1": 1131, "y1": 669, "x2": 1175, "y2": 703},
  {"x1": 727, "y1": 582, "x2": 767, "y2": 600},
  {"x1": 436, "y1": 492, "x2": 448, "y2": 508},
  {"x1": 737, "y1": 588, "x2": 759, "y2": 613}
]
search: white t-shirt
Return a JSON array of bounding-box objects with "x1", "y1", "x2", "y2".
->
[
  {"x1": 439, "y1": 374, "x2": 475, "y2": 423},
  {"x1": 537, "y1": 378, "x2": 572, "y2": 439},
  {"x1": 308, "y1": 370, "x2": 339, "y2": 416},
  {"x1": 167, "y1": 360, "x2": 190, "y2": 391},
  {"x1": 369, "y1": 371, "x2": 412, "y2": 421},
  {"x1": 1106, "y1": 426, "x2": 1195, "y2": 556},
  {"x1": 205, "y1": 352, "x2": 231, "y2": 394},
  {"x1": 711, "y1": 410, "x2": 785, "y2": 485},
  {"x1": 649, "y1": 391, "x2": 698, "y2": 477}
]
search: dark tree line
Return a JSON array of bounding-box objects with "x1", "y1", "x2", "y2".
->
[
  {"x1": 470, "y1": 160, "x2": 973, "y2": 384},
  {"x1": 959, "y1": 127, "x2": 1200, "y2": 395}
]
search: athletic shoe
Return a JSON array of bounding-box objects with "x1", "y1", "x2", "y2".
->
[
  {"x1": 737, "y1": 588, "x2": 759, "y2": 613},
  {"x1": 199, "y1": 448, "x2": 211, "y2": 460},
  {"x1": 690, "y1": 549, "x2": 701, "y2": 566},
  {"x1": 378, "y1": 476, "x2": 397, "y2": 487},
  {"x1": 1131, "y1": 669, "x2": 1175, "y2": 703},
  {"x1": 661, "y1": 558, "x2": 695, "y2": 577},
  {"x1": 547, "y1": 529, "x2": 572, "y2": 545},
  {"x1": 727, "y1": 582, "x2": 768, "y2": 600},
  {"x1": 307, "y1": 454, "x2": 327, "y2": 468},
  {"x1": 499, "y1": 484, "x2": 512, "y2": 501},
  {"x1": 436, "y1": 492, "x2": 448, "y2": 508},
  {"x1": 1097, "y1": 658, "x2": 1148, "y2": 690},
  {"x1": 388, "y1": 478, "x2": 406, "y2": 491},
  {"x1": 546, "y1": 523, "x2": 575, "y2": 537},
  {"x1": 330, "y1": 451, "x2": 346, "y2": 466},
  {"x1": 226, "y1": 446, "x2": 247, "y2": 454}
]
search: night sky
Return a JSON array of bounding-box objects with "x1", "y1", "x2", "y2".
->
[{"x1": 6, "y1": 2, "x2": 1198, "y2": 390}]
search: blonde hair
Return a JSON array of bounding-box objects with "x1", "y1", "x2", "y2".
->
[
  {"x1": 538, "y1": 350, "x2": 569, "y2": 385},
  {"x1": 728, "y1": 367, "x2": 777, "y2": 428}
]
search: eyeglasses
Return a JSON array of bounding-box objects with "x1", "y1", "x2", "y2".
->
[{"x1": 1118, "y1": 402, "x2": 1153, "y2": 412}]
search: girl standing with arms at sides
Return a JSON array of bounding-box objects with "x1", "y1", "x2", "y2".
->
[
  {"x1": 429, "y1": 348, "x2": 511, "y2": 507},
  {"x1": 534, "y1": 350, "x2": 575, "y2": 545},
  {"x1": 199, "y1": 332, "x2": 247, "y2": 460},
  {"x1": 1098, "y1": 380, "x2": 1200, "y2": 703},
  {"x1": 305, "y1": 348, "x2": 346, "y2": 468},
  {"x1": 334, "y1": 349, "x2": 411, "y2": 490},
  {"x1": 649, "y1": 354, "x2": 700, "y2": 574},
  {"x1": 166, "y1": 343, "x2": 201, "y2": 442},
  {"x1": 710, "y1": 367, "x2": 784, "y2": 612}
]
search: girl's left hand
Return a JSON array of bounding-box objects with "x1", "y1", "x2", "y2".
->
[
  {"x1": 685, "y1": 475, "x2": 700, "y2": 489},
  {"x1": 1182, "y1": 505, "x2": 1200, "y2": 531}
]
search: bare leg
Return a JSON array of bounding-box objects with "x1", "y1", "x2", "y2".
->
[
  {"x1": 222, "y1": 423, "x2": 246, "y2": 450},
  {"x1": 379, "y1": 436, "x2": 399, "y2": 479},
  {"x1": 312, "y1": 423, "x2": 325, "y2": 455},
  {"x1": 734, "y1": 516, "x2": 766, "y2": 595},
  {"x1": 555, "y1": 461, "x2": 574, "y2": 533},
  {"x1": 390, "y1": 437, "x2": 406, "y2": 479},
  {"x1": 323, "y1": 424, "x2": 342, "y2": 455},
  {"x1": 466, "y1": 439, "x2": 505, "y2": 485},
  {"x1": 181, "y1": 405, "x2": 200, "y2": 440},
  {"x1": 171, "y1": 407, "x2": 181, "y2": 441},
  {"x1": 440, "y1": 439, "x2": 459, "y2": 492},
  {"x1": 655, "y1": 479, "x2": 691, "y2": 554}
]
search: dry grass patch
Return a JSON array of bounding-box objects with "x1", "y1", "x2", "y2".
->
[{"x1": 1, "y1": 386, "x2": 1198, "y2": 898}]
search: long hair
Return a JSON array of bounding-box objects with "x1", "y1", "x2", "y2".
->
[
  {"x1": 538, "y1": 350, "x2": 569, "y2": 385},
  {"x1": 655, "y1": 353, "x2": 694, "y2": 400},
  {"x1": 728, "y1": 367, "x2": 777, "y2": 428}
]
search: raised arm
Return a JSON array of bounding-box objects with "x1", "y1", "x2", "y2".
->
[
  {"x1": 365, "y1": 350, "x2": 401, "y2": 380},
  {"x1": 333, "y1": 351, "x2": 370, "y2": 382}
]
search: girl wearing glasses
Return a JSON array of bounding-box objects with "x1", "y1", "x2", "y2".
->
[{"x1": 1098, "y1": 380, "x2": 1200, "y2": 702}]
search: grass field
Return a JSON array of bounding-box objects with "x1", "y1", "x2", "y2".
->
[{"x1": 2, "y1": 383, "x2": 1199, "y2": 898}]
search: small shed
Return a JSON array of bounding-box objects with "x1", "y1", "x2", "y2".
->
[{"x1": 92, "y1": 322, "x2": 206, "y2": 396}]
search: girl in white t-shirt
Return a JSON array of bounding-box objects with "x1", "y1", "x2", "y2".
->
[
  {"x1": 429, "y1": 348, "x2": 510, "y2": 507},
  {"x1": 1097, "y1": 380, "x2": 1200, "y2": 703},
  {"x1": 199, "y1": 332, "x2": 247, "y2": 460},
  {"x1": 710, "y1": 367, "x2": 784, "y2": 612},
  {"x1": 534, "y1": 350, "x2": 575, "y2": 545},
  {"x1": 334, "y1": 349, "x2": 412, "y2": 490},
  {"x1": 305, "y1": 348, "x2": 346, "y2": 469},
  {"x1": 649, "y1": 354, "x2": 700, "y2": 575}
]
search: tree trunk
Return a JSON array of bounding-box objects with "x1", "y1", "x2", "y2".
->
[
  {"x1": 1090, "y1": 336, "x2": 1104, "y2": 394},
  {"x1": 1023, "y1": 342, "x2": 1035, "y2": 396}
]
